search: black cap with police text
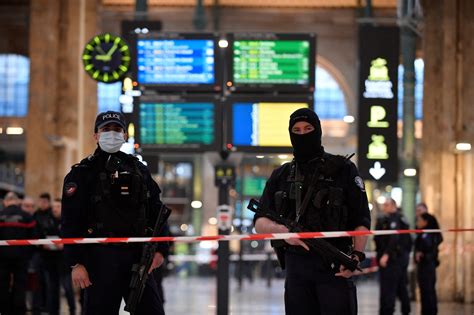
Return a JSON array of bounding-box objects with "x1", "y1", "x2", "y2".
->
[{"x1": 94, "y1": 111, "x2": 126, "y2": 132}]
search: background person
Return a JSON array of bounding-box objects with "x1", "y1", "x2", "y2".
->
[
  {"x1": 374, "y1": 198, "x2": 412, "y2": 315},
  {"x1": 415, "y1": 212, "x2": 443, "y2": 315},
  {"x1": 0, "y1": 192, "x2": 37, "y2": 315}
]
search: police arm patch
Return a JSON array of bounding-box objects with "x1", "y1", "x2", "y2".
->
[
  {"x1": 64, "y1": 182, "x2": 78, "y2": 197},
  {"x1": 354, "y1": 176, "x2": 366, "y2": 192}
]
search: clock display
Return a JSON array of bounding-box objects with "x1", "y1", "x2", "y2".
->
[{"x1": 82, "y1": 33, "x2": 130, "y2": 83}]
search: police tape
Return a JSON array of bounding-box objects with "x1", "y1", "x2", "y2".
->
[{"x1": 0, "y1": 228, "x2": 473, "y2": 246}]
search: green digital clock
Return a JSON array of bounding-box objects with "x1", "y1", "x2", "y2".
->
[{"x1": 82, "y1": 33, "x2": 130, "y2": 83}]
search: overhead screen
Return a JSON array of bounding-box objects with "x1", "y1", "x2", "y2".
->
[
  {"x1": 227, "y1": 33, "x2": 316, "y2": 92},
  {"x1": 134, "y1": 33, "x2": 221, "y2": 91},
  {"x1": 138, "y1": 100, "x2": 218, "y2": 151},
  {"x1": 227, "y1": 97, "x2": 312, "y2": 152}
]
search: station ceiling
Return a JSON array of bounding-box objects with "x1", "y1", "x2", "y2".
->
[{"x1": 102, "y1": 0, "x2": 397, "y2": 8}]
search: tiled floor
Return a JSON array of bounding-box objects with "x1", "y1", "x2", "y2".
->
[
  {"x1": 157, "y1": 276, "x2": 473, "y2": 315},
  {"x1": 53, "y1": 275, "x2": 473, "y2": 314}
]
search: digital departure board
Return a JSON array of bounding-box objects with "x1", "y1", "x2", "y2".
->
[
  {"x1": 139, "y1": 102, "x2": 216, "y2": 150},
  {"x1": 226, "y1": 33, "x2": 316, "y2": 92},
  {"x1": 226, "y1": 96, "x2": 313, "y2": 152},
  {"x1": 234, "y1": 40, "x2": 309, "y2": 84},
  {"x1": 137, "y1": 39, "x2": 215, "y2": 84},
  {"x1": 132, "y1": 33, "x2": 222, "y2": 92}
]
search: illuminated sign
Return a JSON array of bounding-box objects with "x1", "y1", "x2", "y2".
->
[
  {"x1": 357, "y1": 25, "x2": 399, "y2": 182},
  {"x1": 226, "y1": 33, "x2": 316, "y2": 93},
  {"x1": 363, "y1": 58, "x2": 394, "y2": 99},
  {"x1": 243, "y1": 177, "x2": 267, "y2": 196},
  {"x1": 233, "y1": 40, "x2": 310, "y2": 84},
  {"x1": 137, "y1": 39, "x2": 215, "y2": 84},
  {"x1": 231, "y1": 101, "x2": 309, "y2": 148},
  {"x1": 215, "y1": 165, "x2": 236, "y2": 186},
  {"x1": 138, "y1": 101, "x2": 217, "y2": 151}
]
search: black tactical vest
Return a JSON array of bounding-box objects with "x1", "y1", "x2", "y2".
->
[
  {"x1": 84, "y1": 153, "x2": 148, "y2": 237},
  {"x1": 274, "y1": 153, "x2": 351, "y2": 251}
]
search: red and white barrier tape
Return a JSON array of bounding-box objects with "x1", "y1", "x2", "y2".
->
[{"x1": 0, "y1": 228, "x2": 472, "y2": 247}]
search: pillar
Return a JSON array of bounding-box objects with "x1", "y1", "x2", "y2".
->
[{"x1": 26, "y1": 0, "x2": 98, "y2": 198}]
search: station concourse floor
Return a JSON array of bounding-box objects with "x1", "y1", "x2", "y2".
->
[{"x1": 111, "y1": 276, "x2": 473, "y2": 315}]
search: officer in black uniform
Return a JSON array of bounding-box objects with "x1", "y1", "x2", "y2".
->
[
  {"x1": 0, "y1": 192, "x2": 38, "y2": 315},
  {"x1": 254, "y1": 108, "x2": 371, "y2": 315},
  {"x1": 374, "y1": 198, "x2": 412, "y2": 315},
  {"x1": 61, "y1": 111, "x2": 169, "y2": 315},
  {"x1": 415, "y1": 212, "x2": 442, "y2": 315}
]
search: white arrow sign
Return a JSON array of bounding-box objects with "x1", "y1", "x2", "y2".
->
[{"x1": 369, "y1": 162, "x2": 386, "y2": 180}]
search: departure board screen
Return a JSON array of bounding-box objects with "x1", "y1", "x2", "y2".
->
[
  {"x1": 231, "y1": 102, "x2": 309, "y2": 147},
  {"x1": 233, "y1": 40, "x2": 310, "y2": 84},
  {"x1": 139, "y1": 102, "x2": 215, "y2": 148},
  {"x1": 137, "y1": 39, "x2": 215, "y2": 84}
]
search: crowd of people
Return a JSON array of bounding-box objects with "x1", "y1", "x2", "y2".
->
[{"x1": 0, "y1": 191, "x2": 76, "y2": 315}]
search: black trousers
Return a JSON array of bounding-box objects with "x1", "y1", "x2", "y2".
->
[
  {"x1": 284, "y1": 252, "x2": 357, "y2": 315},
  {"x1": 83, "y1": 245, "x2": 164, "y2": 315},
  {"x1": 0, "y1": 259, "x2": 28, "y2": 315},
  {"x1": 417, "y1": 261, "x2": 437, "y2": 315},
  {"x1": 379, "y1": 257, "x2": 410, "y2": 315}
]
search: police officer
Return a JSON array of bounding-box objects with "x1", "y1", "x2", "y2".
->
[
  {"x1": 254, "y1": 108, "x2": 371, "y2": 315},
  {"x1": 374, "y1": 198, "x2": 412, "y2": 315},
  {"x1": 61, "y1": 111, "x2": 169, "y2": 315},
  {"x1": 0, "y1": 192, "x2": 37, "y2": 315},
  {"x1": 415, "y1": 212, "x2": 442, "y2": 315}
]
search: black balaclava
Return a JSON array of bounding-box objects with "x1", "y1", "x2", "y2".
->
[{"x1": 289, "y1": 108, "x2": 323, "y2": 162}]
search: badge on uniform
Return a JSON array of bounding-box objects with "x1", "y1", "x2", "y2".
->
[
  {"x1": 354, "y1": 176, "x2": 366, "y2": 192},
  {"x1": 64, "y1": 182, "x2": 78, "y2": 197}
]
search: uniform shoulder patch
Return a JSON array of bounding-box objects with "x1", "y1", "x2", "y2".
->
[
  {"x1": 354, "y1": 176, "x2": 366, "y2": 192},
  {"x1": 64, "y1": 182, "x2": 78, "y2": 197}
]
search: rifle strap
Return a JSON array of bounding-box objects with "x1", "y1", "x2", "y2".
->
[{"x1": 295, "y1": 162, "x2": 322, "y2": 223}]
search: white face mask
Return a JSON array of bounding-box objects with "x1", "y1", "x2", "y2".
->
[{"x1": 98, "y1": 131, "x2": 125, "y2": 153}]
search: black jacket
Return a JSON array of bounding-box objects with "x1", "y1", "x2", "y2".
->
[
  {"x1": 61, "y1": 148, "x2": 169, "y2": 267},
  {"x1": 374, "y1": 212, "x2": 412, "y2": 261},
  {"x1": 256, "y1": 152, "x2": 371, "y2": 253},
  {"x1": 0, "y1": 205, "x2": 38, "y2": 260}
]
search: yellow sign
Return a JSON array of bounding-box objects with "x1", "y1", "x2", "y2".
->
[
  {"x1": 368, "y1": 58, "x2": 390, "y2": 81},
  {"x1": 257, "y1": 103, "x2": 308, "y2": 146},
  {"x1": 216, "y1": 168, "x2": 225, "y2": 177},
  {"x1": 367, "y1": 135, "x2": 389, "y2": 159},
  {"x1": 367, "y1": 106, "x2": 389, "y2": 128}
]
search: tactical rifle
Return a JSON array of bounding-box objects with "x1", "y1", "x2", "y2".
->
[
  {"x1": 247, "y1": 198, "x2": 361, "y2": 272},
  {"x1": 125, "y1": 204, "x2": 171, "y2": 314}
]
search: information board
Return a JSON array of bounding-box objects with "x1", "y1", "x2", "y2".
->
[
  {"x1": 225, "y1": 96, "x2": 312, "y2": 152},
  {"x1": 137, "y1": 39, "x2": 215, "y2": 84},
  {"x1": 357, "y1": 25, "x2": 399, "y2": 182},
  {"x1": 138, "y1": 101, "x2": 217, "y2": 151},
  {"x1": 226, "y1": 33, "x2": 316, "y2": 93},
  {"x1": 131, "y1": 33, "x2": 221, "y2": 92},
  {"x1": 233, "y1": 40, "x2": 309, "y2": 84}
]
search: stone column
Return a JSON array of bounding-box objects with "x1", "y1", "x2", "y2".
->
[
  {"x1": 26, "y1": 0, "x2": 97, "y2": 198},
  {"x1": 421, "y1": 0, "x2": 474, "y2": 302}
]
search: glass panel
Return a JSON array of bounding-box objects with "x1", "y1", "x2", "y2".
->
[
  {"x1": 398, "y1": 58, "x2": 424, "y2": 120},
  {"x1": 314, "y1": 66, "x2": 348, "y2": 119},
  {"x1": 97, "y1": 81, "x2": 122, "y2": 113},
  {"x1": 0, "y1": 54, "x2": 29, "y2": 117}
]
